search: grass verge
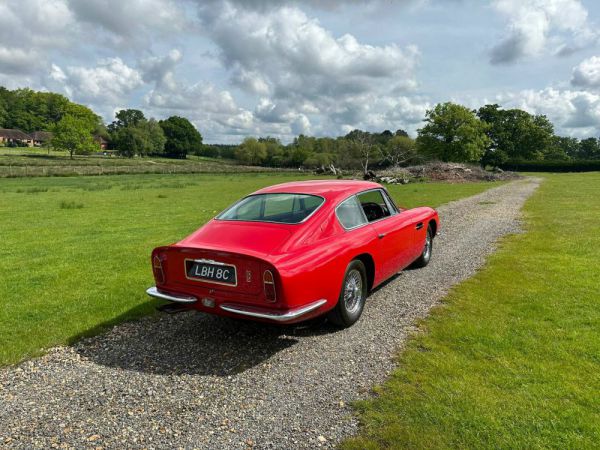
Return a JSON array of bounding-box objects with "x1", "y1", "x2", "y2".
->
[
  {"x1": 342, "y1": 172, "x2": 600, "y2": 449},
  {"x1": 0, "y1": 174, "x2": 502, "y2": 366}
]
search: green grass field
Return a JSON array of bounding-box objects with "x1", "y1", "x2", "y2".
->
[
  {"x1": 343, "y1": 172, "x2": 600, "y2": 449},
  {"x1": 0, "y1": 174, "x2": 502, "y2": 366},
  {"x1": 0, "y1": 148, "x2": 282, "y2": 177}
]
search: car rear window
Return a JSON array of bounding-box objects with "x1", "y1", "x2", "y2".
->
[{"x1": 217, "y1": 193, "x2": 324, "y2": 224}]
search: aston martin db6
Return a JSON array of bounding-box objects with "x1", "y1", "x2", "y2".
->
[{"x1": 147, "y1": 180, "x2": 439, "y2": 327}]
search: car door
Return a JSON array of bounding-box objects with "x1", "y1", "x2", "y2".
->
[{"x1": 356, "y1": 189, "x2": 415, "y2": 280}]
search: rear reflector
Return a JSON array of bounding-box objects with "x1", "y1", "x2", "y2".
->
[
  {"x1": 263, "y1": 270, "x2": 276, "y2": 303},
  {"x1": 153, "y1": 255, "x2": 165, "y2": 284}
]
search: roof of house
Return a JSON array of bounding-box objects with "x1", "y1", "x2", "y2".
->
[
  {"x1": 0, "y1": 128, "x2": 32, "y2": 140},
  {"x1": 94, "y1": 135, "x2": 108, "y2": 143},
  {"x1": 30, "y1": 131, "x2": 53, "y2": 141}
]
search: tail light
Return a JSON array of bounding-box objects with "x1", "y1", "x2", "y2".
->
[
  {"x1": 152, "y1": 254, "x2": 165, "y2": 284},
  {"x1": 263, "y1": 270, "x2": 276, "y2": 302}
]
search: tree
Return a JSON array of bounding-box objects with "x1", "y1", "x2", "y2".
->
[
  {"x1": 108, "y1": 109, "x2": 145, "y2": 133},
  {"x1": 578, "y1": 137, "x2": 600, "y2": 160},
  {"x1": 477, "y1": 104, "x2": 554, "y2": 161},
  {"x1": 417, "y1": 102, "x2": 490, "y2": 163},
  {"x1": 112, "y1": 119, "x2": 166, "y2": 157},
  {"x1": 381, "y1": 135, "x2": 417, "y2": 167},
  {"x1": 51, "y1": 114, "x2": 97, "y2": 159},
  {"x1": 158, "y1": 116, "x2": 202, "y2": 159},
  {"x1": 235, "y1": 138, "x2": 267, "y2": 165},
  {"x1": 346, "y1": 129, "x2": 381, "y2": 174}
]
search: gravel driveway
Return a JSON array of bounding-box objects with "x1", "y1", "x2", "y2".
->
[{"x1": 0, "y1": 178, "x2": 540, "y2": 449}]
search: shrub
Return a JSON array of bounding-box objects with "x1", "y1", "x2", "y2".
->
[{"x1": 500, "y1": 160, "x2": 600, "y2": 172}]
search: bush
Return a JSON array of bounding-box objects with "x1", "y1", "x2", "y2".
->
[{"x1": 500, "y1": 159, "x2": 600, "y2": 172}]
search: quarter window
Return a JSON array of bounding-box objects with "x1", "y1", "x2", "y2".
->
[{"x1": 336, "y1": 196, "x2": 367, "y2": 229}]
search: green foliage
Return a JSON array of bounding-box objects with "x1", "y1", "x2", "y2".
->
[
  {"x1": 417, "y1": 102, "x2": 490, "y2": 163},
  {"x1": 382, "y1": 135, "x2": 418, "y2": 166},
  {"x1": 235, "y1": 137, "x2": 268, "y2": 165},
  {"x1": 578, "y1": 137, "x2": 600, "y2": 159},
  {"x1": 0, "y1": 86, "x2": 94, "y2": 133},
  {"x1": 477, "y1": 104, "x2": 555, "y2": 161},
  {"x1": 108, "y1": 109, "x2": 146, "y2": 132},
  {"x1": 51, "y1": 114, "x2": 97, "y2": 159},
  {"x1": 110, "y1": 110, "x2": 166, "y2": 157},
  {"x1": 158, "y1": 116, "x2": 202, "y2": 158},
  {"x1": 343, "y1": 173, "x2": 600, "y2": 449},
  {"x1": 500, "y1": 159, "x2": 600, "y2": 172}
]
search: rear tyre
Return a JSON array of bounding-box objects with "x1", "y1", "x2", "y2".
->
[
  {"x1": 328, "y1": 260, "x2": 367, "y2": 328},
  {"x1": 412, "y1": 224, "x2": 433, "y2": 268}
]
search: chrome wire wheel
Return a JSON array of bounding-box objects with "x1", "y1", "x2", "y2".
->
[
  {"x1": 344, "y1": 269, "x2": 363, "y2": 314},
  {"x1": 423, "y1": 230, "x2": 432, "y2": 261}
]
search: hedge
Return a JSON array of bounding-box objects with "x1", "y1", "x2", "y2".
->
[{"x1": 500, "y1": 160, "x2": 600, "y2": 172}]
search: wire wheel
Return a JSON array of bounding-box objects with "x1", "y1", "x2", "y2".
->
[{"x1": 343, "y1": 269, "x2": 363, "y2": 314}]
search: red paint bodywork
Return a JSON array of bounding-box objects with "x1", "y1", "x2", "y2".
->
[{"x1": 150, "y1": 180, "x2": 439, "y2": 323}]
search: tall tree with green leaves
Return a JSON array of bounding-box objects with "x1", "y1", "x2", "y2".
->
[
  {"x1": 235, "y1": 137, "x2": 267, "y2": 165},
  {"x1": 578, "y1": 137, "x2": 600, "y2": 159},
  {"x1": 477, "y1": 104, "x2": 555, "y2": 162},
  {"x1": 158, "y1": 116, "x2": 202, "y2": 158},
  {"x1": 51, "y1": 114, "x2": 97, "y2": 159},
  {"x1": 417, "y1": 102, "x2": 490, "y2": 163}
]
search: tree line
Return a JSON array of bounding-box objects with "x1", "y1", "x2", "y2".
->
[
  {"x1": 2, "y1": 87, "x2": 599, "y2": 167},
  {"x1": 215, "y1": 102, "x2": 600, "y2": 171}
]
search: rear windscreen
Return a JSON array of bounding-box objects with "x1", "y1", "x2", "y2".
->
[{"x1": 217, "y1": 193, "x2": 325, "y2": 224}]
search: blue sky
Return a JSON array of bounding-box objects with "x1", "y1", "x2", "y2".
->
[{"x1": 1, "y1": 0, "x2": 600, "y2": 143}]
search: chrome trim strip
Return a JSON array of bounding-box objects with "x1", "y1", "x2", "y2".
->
[
  {"x1": 219, "y1": 299, "x2": 327, "y2": 322},
  {"x1": 146, "y1": 286, "x2": 197, "y2": 304}
]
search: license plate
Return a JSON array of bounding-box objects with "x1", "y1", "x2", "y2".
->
[{"x1": 185, "y1": 259, "x2": 237, "y2": 286}]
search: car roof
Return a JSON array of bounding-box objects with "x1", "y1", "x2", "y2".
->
[{"x1": 254, "y1": 179, "x2": 383, "y2": 202}]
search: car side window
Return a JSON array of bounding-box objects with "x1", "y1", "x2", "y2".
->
[
  {"x1": 336, "y1": 196, "x2": 367, "y2": 229},
  {"x1": 382, "y1": 189, "x2": 399, "y2": 214},
  {"x1": 357, "y1": 190, "x2": 392, "y2": 222}
]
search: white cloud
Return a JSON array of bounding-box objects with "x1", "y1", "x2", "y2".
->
[
  {"x1": 195, "y1": 1, "x2": 422, "y2": 137},
  {"x1": 499, "y1": 87, "x2": 600, "y2": 136},
  {"x1": 490, "y1": 0, "x2": 596, "y2": 64},
  {"x1": 48, "y1": 58, "x2": 143, "y2": 105},
  {"x1": 66, "y1": 0, "x2": 188, "y2": 45},
  {"x1": 571, "y1": 56, "x2": 600, "y2": 89}
]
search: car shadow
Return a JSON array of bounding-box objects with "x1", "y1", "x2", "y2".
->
[{"x1": 75, "y1": 307, "x2": 339, "y2": 377}]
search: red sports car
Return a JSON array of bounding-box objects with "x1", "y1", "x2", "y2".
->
[{"x1": 147, "y1": 180, "x2": 439, "y2": 327}]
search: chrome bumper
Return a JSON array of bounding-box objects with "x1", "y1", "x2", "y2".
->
[
  {"x1": 219, "y1": 299, "x2": 327, "y2": 322},
  {"x1": 146, "y1": 286, "x2": 327, "y2": 321},
  {"x1": 146, "y1": 287, "x2": 197, "y2": 304}
]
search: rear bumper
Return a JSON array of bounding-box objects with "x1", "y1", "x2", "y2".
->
[
  {"x1": 146, "y1": 286, "x2": 197, "y2": 303},
  {"x1": 146, "y1": 286, "x2": 327, "y2": 323},
  {"x1": 219, "y1": 299, "x2": 327, "y2": 322}
]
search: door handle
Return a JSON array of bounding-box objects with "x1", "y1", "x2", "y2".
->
[
  {"x1": 416, "y1": 222, "x2": 423, "y2": 230},
  {"x1": 378, "y1": 233, "x2": 386, "y2": 239}
]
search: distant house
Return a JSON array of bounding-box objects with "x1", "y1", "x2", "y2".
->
[
  {"x1": 30, "y1": 131, "x2": 53, "y2": 147},
  {"x1": 0, "y1": 128, "x2": 33, "y2": 147},
  {"x1": 94, "y1": 135, "x2": 109, "y2": 150}
]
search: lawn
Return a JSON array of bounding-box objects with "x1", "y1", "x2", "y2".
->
[
  {"x1": 343, "y1": 172, "x2": 600, "y2": 449},
  {"x1": 0, "y1": 174, "x2": 502, "y2": 366},
  {"x1": 0, "y1": 148, "x2": 282, "y2": 177}
]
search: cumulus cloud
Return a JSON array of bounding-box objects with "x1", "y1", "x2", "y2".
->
[
  {"x1": 195, "y1": 1, "x2": 422, "y2": 136},
  {"x1": 490, "y1": 0, "x2": 597, "y2": 64},
  {"x1": 499, "y1": 87, "x2": 600, "y2": 136},
  {"x1": 571, "y1": 56, "x2": 600, "y2": 89},
  {"x1": 66, "y1": 0, "x2": 188, "y2": 45},
  {"x1": 47, "y1": 57, "x2": 143, "y2": 104}
]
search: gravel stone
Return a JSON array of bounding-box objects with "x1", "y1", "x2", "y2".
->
[{"x1": 0, "y1": 178, "x2": 540, "y2": 449}]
